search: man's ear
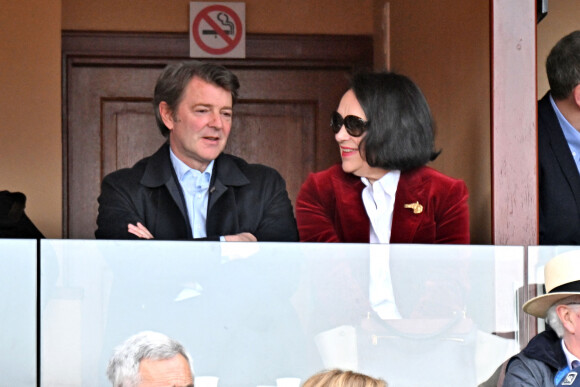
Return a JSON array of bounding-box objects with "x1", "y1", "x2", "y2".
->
[
  {"x1": 573, "y1": 84, "x2": 580, "y2": 110},
  {"x1": 557, "y1": 304, "x2": 578, "y2": 335},
  {"x1": 159, "y1": 102, "x2": 174, "y2": 131}
]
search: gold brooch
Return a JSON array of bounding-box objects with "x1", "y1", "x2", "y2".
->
[{"x1": 404, "y1": 201, "x2": 423, "y2": 214}]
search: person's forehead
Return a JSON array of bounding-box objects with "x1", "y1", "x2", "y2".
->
[
  {"x1": 138, "y1": 354, "x2": 193, "y2": 387},
  {"x1": 182, "y1": 76, "x2": 232, "y2": 104},
  {"x1": 338, "y1": 90, "x2": 365, "y2": 117}
]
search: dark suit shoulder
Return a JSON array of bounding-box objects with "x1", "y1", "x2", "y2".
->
[
  {"x1": 102, "y1": 156, "x2": 149, "y2": 185},
  {"x1": 102, "y1": 143, "x2": 170, "y2": 188},
  {"x1": 538, "y1": 92, "x2": 559, "y2": 137},
  {"x1": 217, "y1": 153, "x2": 285, "y2": 181}
]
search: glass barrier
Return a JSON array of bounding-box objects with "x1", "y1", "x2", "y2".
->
[
  {"x1": 0, "y1": 239, "x2": 37, "y2": 386},
  {"x1": 40, "y1": 240, "x2": 524, "y2": 387}
]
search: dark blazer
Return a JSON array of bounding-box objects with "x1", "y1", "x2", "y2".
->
[
  {"x1": 295, "y1": 164, "x2": 469, "y2": 243},
  {"x1": 95, "y1": 144, "x2": 298, "y2": 241},
  {"x1": 538, "y1": 92, "x2": 580, "y2": 245}
]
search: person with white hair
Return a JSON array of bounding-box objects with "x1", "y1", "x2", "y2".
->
[
  {"x1": 106, "y1": 331, "x2": 194, "y2": 387},
  {"x1": 503, "y1": 251, "x2": 580, "y2": 386}
]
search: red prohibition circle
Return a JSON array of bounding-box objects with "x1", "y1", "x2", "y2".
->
[{"x1": 192, "y1": 5, "x2": 243, "y2": 55}]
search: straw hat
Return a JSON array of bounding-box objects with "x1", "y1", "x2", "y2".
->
[{"x1": 523, "y1": 250, "x2": 580, "y2": 318}]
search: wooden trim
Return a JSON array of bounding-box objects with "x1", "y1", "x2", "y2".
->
[
  {"x1": 62, "y1": 31, "x2": 373, "y2": 67},
  {"x1": 491, "y1": 1, "x2": 538, "y2": 346},
  {"x1": 490, "y1": 3, "x2": 538, "y2": 246}
]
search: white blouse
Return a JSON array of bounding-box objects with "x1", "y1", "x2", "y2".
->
[
  {"x1": 361, "y1": 170, "x2": 401, "y2": 243},
  {"x1": 361, "y1": 170, "x2": 402, "y2": 319}
]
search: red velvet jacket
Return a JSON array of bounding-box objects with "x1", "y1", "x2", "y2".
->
[{"x1": 295, "y1": 164, "x2": 469, "y2": 243}]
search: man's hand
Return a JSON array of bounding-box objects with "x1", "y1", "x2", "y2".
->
[
  {"x1": 128, "y1": 222, "x2": 154, "y2": 239},
  {"x1": 128, "y1": 224, "x2": 256, "y2": 241},
  {"x1": 224, "y1": 232, "x2": 257, "y2": 242}
]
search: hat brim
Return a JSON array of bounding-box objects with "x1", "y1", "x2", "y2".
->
[{"x1": 523, "y1": 292, "x2": 580, "y2": 318}]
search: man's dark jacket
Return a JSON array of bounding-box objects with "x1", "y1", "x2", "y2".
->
[
  {"x1": 0, "y1": 191, "x2": 44, "y2": 238},
  {"x1": 95, "y1": 144, "x2": 298, "y2": 241},
  {"x1": 503, "y1": 329, "x2": 567, "y2": 386},
  {"x1": 539, "y1": 92, "x2": 580, "y2": 245}
]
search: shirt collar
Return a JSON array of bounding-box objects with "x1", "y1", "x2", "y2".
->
[
  {"x1": 550, "y1": 94, "x2": 580, "y2": 151},
  {"x1": 561, "y1": 338, "x2": 580, "y2": 370},
  {"x1": 169, "y1": 147, "x2": 214, "y2": 187},
  {"x1": 361, "y1": 170, "x2": 401, "y2": 196}
]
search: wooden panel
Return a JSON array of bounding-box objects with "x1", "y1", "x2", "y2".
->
[
  {"x1": 102, "y1": 100, "x2": 166, "y2": 176},
  {"x1": 62, "y1": 32, "x2": 373, "y2": 238},
  {"x1": 66, "y1": 67, "x2": 164, "y2": 238},
  {"x1": 61, "y1": 32, "x2": 374, "y2": 66},
  {"x1": 228, "y1": 102, "x2": 316, "y2": 205},
  {"x1": 491, "y1": 2, "x2": 537, "y2": 245}
]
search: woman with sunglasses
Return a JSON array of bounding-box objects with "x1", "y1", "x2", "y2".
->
[{"x1": 295, "y1": 71, "x2": 469, "y2": 243}]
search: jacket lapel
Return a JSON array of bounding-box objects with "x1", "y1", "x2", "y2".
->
[
  {"x1": 539, "y1": 93, "x2": 580, "y2": 210},
  {"x1": 390, "y1": 168, "x2": 427, "y2": 243},
  {"x1": 208, "y1": 154, "x2": 250, "y2": 211},
  {"x1": 140, "y1": 144, "x2": 190, "y2": 230},
  {"x1": 205, "y1": 154, "x2": 250, "y2": 236}
]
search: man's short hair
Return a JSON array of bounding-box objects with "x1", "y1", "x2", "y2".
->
[
  {"x1": 351, "y1": 71, "x2": 440, "y2": 171},
  {"x1": 106, "y1": 331, "x2": 193, "y2": 387},
  {"x1": 546, "y1": 30, "x2": 580, "y2": 100},
  {"x1": 545, "y1": 295, "x2": 580, "y2": 338},
  {"x1": 153, "y1": 61, "x2": 240, "y2": 138}
]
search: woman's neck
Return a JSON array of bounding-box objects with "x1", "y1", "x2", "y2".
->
[{"x1": 362, "y1": 167, "x2": 390, "y2": 184}]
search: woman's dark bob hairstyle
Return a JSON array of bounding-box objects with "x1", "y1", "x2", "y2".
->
[{"x1": 351, "y1": 71, "x2": 440, "y2": 171}]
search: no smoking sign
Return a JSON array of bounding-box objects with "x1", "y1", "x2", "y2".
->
[{"x1": 190, "y1": 2, "x2": 246, "y2": 58}]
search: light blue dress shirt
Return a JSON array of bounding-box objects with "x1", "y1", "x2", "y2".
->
[
  {"x1": 169, "y1": 148, "x2": 213, "y2": 239},
  {"x1": 550, "y1": 94, "x2": 580, "y2": 174}
]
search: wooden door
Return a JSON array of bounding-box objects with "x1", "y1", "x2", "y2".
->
[{"x1": 63, "y1": 32, "x2": 372, "y2": 238}]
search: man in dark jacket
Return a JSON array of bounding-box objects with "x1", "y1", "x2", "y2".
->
[
  {"x1": 95, "y1": 61, "x2": 298, "y2": 242},
  {"x1": 503, "y1": 251, "x2": 580, "y2": 386},
  {"x1": 0, "y1": 190, "x2": 44, "y2": 238},
  {"x1": 538, "y1": 30, "x2": 580, "y2": 244}
]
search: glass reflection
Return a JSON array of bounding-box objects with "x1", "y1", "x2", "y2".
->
[{"x1": 40, "y1": 240, "x2": 523, "y2": 386}]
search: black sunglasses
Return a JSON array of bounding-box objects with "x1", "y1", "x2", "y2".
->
[{"x1": 330, "y1": 111, "x2": 368, "y2": 137}]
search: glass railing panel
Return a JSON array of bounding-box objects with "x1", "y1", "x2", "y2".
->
[
  {"x1": 41, "y1": 241, "x2": 524, "y2": 387},
  {"x1": 0, "y1": 239, "x2": 37, "y2": 386}
]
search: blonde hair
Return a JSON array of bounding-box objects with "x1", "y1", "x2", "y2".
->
[{"x1": 302, "y1": 370, "x2": 387, "y2": 387}]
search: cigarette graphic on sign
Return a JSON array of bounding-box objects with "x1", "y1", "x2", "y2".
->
[{"x1": 203, "y1": 12, "x2": 235, "y2": 36}]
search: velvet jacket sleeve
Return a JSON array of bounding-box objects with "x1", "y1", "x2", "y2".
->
[
  {"x1": 295, "y1": 171, "x2": 342, "y2": 242},
  {"x1": 432, "y1": 176, "x2": 469, "y2": 244},
  {"x1": 295, "y1": 165, "x2": 369, "y2": 242}
]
